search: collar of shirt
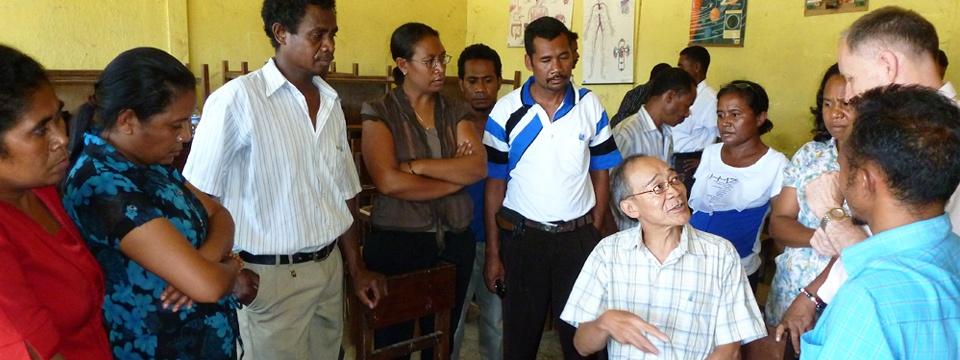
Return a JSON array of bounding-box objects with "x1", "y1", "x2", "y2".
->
[
  {"x1": 520, "y1": 75, "x2": 579, "y2": 120},
  {"x1": 617, "y1": 223, "x2": 707, "y2": 266},
  {"x1": 697, "y1": 79, "x2": 709, "y2": 92},
  {"x1": 82, "y1": 132, "x2": 144, "y2": 172},
  {"x1": 939, "y1": 81, "x2": 957, "y2": 101},
  {"x1": 635, "y1": 105, "x2": 659, "y2": 132},
  {"x1": 261, "y1": 58, "x2": 339, "y2": 101},
  {"x1": 841, "y1": 214, "x2": 952, "y2": 277}
]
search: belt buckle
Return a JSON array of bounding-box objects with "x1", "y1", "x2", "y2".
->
[
  {"x1": 312, "y1": 250, "x2": 322, "y2": 262},
  {"x1": 540, "y1": 221, "x2": 559, "y2": 232}
]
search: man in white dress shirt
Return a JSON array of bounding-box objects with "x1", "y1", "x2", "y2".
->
[
  {"x1": 184, "y1": 1, "x2": 384, "y2": 358},
  {"x1": 674, "y1": 45, "x2": 719, "y2": 190}
]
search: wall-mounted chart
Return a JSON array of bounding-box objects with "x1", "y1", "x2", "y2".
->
[
  {"x1": 689, "y1": 0, "x2": 747, "y2": 47},
  {"x1": 581, "y1": 0, "x2": 636, "y2": 84}
]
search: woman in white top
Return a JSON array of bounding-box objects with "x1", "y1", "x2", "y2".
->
[{"x1": 689, "y1": 80, "x2": 788, "y2": 291}]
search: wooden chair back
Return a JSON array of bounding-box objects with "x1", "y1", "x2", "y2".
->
[
  {"x1": 221, "y1": 60, "x2": 249, "y2": 84},
  {"x1": 350, "y1": 263, "x2": 456, "y2": 360}
]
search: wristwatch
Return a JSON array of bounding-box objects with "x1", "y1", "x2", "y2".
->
[{"x1": 819, "y1": 207, "x2": 850, "y2": 230}]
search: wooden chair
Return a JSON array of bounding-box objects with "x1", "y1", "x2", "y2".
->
[
  {"x1": 503, "y1": 70, "x2": 523, "y2": 90},
  {"x1": 221, "y1": 60, "x2": 249, "y2": 84},
  {"x1": 199, "y1": 63, "x2": 212, "y2": 101},
  {"x1": 328, "y1": 62, "x2": 361, "y2": 78},
  {"x1": 350, "y1": 263, "x2": 456, "y2": 360}
]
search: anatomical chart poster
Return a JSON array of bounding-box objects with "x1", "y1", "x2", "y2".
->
[
  {"x1": 581, "y1": 0, "x2": 636, "y2": 84},
  {"x1": 507, "y1": 0, "x2": 574, "y2": 48},
  {"x1": 689, "y1": 0, "x2": 747, "y2": 47}
]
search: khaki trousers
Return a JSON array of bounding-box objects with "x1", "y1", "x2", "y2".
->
[{"x1": 238, "y1": 247, "x2": 344, "y2": 360}]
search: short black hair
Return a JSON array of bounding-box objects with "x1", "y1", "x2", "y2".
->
[
  {"x1": 846, "y1": 85, "x2": 960, "y2": 207},
  {"x1": 261, "y1": 0, "x2": 336, "y2": 49},
  {"x1": 524, "y1": 16, "x2": 571, "y2": 56},
  {"x1": 811, "y1": 63, "x2": 841, "y2": 142},
  {"x1": 457, "y1": 44, "x2": 502, "y2": 80},
  {"x1": 645, "y1": 67, "x2": 696, "y2": 99},
  {"x1": 937, "y1": 49, "x2": 949, "y2": 78},
  {"x1": 844, "y1": 6, "x2": 938, "y2": 60},
  {"x1": 717, "y1": 80, "x2": 774, "y2": 135},
  {"x1": 648, "y1": 63, "x2": 672, "y2": 81},
  {"x1": 0, "y1": 44, "x2": 49, "y2": 156},
  {"x1": 679, "y1": 45, "x2": 710, "y2": 74}
]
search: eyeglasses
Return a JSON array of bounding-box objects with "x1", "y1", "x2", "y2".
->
[
  {"x1": 413, "y1": 54, "x2": 452, "y2": 69},
  {"x1": 621, "y1": 175, "x2": 683, "y2": 200}
]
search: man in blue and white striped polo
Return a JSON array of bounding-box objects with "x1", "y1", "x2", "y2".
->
[{"x1": 481, "y1": 16, "x2": 622, "y2": 359}]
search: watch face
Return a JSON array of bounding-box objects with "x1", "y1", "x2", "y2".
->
[{"x1": 829, "y1": 207, "x2": 848, "y2": 219}]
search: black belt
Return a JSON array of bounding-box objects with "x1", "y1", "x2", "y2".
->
[
  {"x1": 496, "y1": 207, "x2": 592, "y2": 233},
  {"x1": 239, "y1": 242, "x2": 337, "y2": 265}
]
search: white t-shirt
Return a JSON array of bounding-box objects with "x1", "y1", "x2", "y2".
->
[
  {"x1": 688, "y1": 143, "x2": 788, "y2": 274},
  {"x1": 689, "y1": 143, "x2": 788, "y2": 213}
]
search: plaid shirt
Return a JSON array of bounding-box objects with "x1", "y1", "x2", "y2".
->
[{"x1": 561, "y1": 224, "x2": 766, "y2": 359}]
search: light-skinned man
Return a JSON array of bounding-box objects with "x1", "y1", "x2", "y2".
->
[
  {"x1": 776, "y1": 6, "x2": 960, "y2": 352},
  {"x1": 482, "y1": 16, "x2": 621, "y2": 359},
  {"x1": 184, "y1": 1, "x2": 384, "y2": 358},
  {"x1": 800, "y1": 85, "x2": 960, "y2": 358},
  {"x1": 562, "y1": 155, "x2": 766, "y2": 359},
  {"x1": 452, "y1": 43, "x2": 504, "y2": 360}
]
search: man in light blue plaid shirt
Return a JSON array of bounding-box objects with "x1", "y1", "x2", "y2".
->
[{"x1": 560, "y1": 155, "x2": 765, "y2": 359}]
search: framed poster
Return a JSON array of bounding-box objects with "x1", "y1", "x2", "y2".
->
[
  {"x1": 582, "y1": 0, "x2": 636, "y2": 84},
  {"x1": 805, "y1": 0, "x2": 868, "y2": 16},
  {"x1": 507, "y1": 0, "x2": 575, "y2": 48},
  {"x1": 689, "y1": 0, "x2": 747, "y2": 47}
]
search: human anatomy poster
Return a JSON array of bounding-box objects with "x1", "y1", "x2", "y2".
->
[
  {"x1": 507, "y1": 0, "x2": 574, "y2": 48},
  {"x1": 581, "y1": 0, "x2": 635, "y2": 84},
  {"x1": 689, "y1": 0, "x2": 747, "y2": 47}
]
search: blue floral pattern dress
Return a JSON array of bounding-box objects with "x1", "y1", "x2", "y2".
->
[
  {"x1": 764, "y1": 139, "x2": 846, "y2": 326},
  {"x1": 62, "y1": 133, "x2": 238, "y2": 360}
]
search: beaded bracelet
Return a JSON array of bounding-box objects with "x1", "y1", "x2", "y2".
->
[{"x1": 799, "y1": 287, "x2": 827, "y2": 313}]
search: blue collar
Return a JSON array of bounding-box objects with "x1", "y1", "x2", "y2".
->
[
  {"x1": 841, "y1": 214, "x2": 952, "y2": 277},
  {"x1": 519, "y1": 76, "x2": 578, "y2": 121}
]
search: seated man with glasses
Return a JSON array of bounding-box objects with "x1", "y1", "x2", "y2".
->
[{"x1": 561, "y1": 155, "x2": 766, "y2": 359}]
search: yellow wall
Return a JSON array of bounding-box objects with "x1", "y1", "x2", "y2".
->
[
  {"x1": 187, "y1": 0, "x2": 468, "y2": 88},
  {"x1": 0, "y1": 0, "x2": 178, "y2": 68},
  {"x1": 3, "y1": 0, "x2": 959, "y2": 154},
  {"x1": 467, "y1": 0, "x2": 960, "y2": 155}
]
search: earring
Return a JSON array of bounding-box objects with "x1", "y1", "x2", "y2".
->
[{"x1": 176, "y1": 135, "x2": 184, "y2": 143}]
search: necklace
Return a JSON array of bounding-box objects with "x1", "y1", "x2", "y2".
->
[{"x1": 413, "y1": 109, "x2": 433, "y2": 130}]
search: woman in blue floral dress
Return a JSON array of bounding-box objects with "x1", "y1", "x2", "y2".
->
[
  {"x1": 765, "y1": 64, "x2": 868, "y2": 326},
  {"x1": 61, "y1": 47, "x2": 240, "y2": 360}
]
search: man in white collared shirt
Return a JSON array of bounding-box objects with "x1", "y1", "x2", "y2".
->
[
  {"x1": 562, "y1": 155, "x2": 765, "y2": 359},
  {"x1": 674, "y1": 46, "x2": 719, "y2": 190},
  {"x1": 611, "y1": 67, "x2": 695, "y2": 229},
  {"x1": 184, "y1": 1, "x2": 383, "y2": 358}
]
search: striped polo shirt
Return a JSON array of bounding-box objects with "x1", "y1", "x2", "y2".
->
[
  {"x1": 184, "y1": 58, "x2": 361, "y2": 255},
  {"x1": 483, "y1": 77, "x2": 621, "y2": 223}
]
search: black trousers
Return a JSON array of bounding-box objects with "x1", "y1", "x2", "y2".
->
[
  {"x1": 500, "y1": 224, "x2": 602, "y2": 360},
  {"x1": 363, "y1": 229, "x2": 475, "y2": 359}
]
